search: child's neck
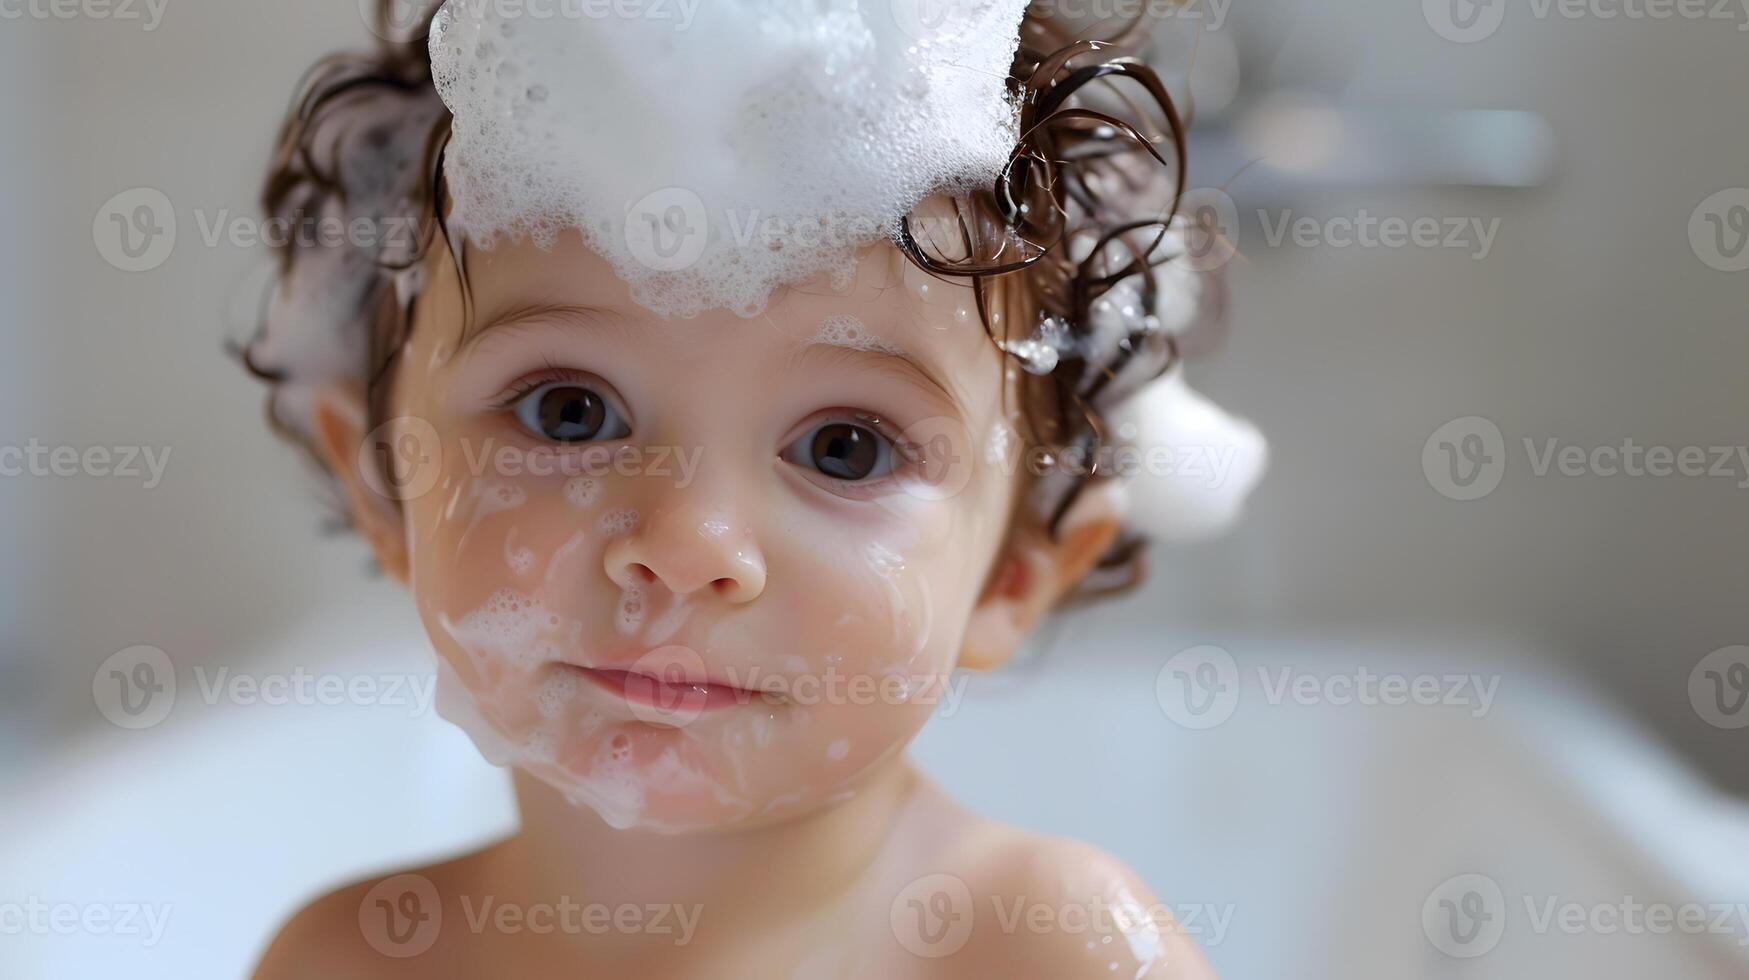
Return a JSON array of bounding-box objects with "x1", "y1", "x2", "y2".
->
[{"x1": 502, "y1": 757, "x2": 919, "y2": 935}]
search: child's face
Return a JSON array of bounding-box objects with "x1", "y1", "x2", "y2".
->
[{"x1": 345, "y1": 228, "x2": 1095, "y2": 833}]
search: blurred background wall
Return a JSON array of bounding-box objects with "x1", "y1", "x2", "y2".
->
[{"x1": 5, "y1": 0, "x2": 1741, "y2": 788}]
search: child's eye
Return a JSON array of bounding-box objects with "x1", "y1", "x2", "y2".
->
[
  {"x1": 511, "y1": 381, "x2": 631, "y2": 443},
  {"x1": 782, "y1": 420, "x2": 899, "y2": 482}
]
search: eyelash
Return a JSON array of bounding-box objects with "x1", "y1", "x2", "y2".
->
[{"x1": 489, "y1": 367, "x2": 602, "y2": 412}]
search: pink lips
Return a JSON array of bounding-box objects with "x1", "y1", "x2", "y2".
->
[{"x1": 572, "y1": 666, "x2": 758, "y2": 713}]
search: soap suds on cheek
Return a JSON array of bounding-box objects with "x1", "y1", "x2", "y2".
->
[
  {"x1": 863, "y1": 540, "x2": 936, "y2": 673},
  {"x1": 600, "y1": 507, "x2": 640, "y2": 537},
  {"x1": 564, "y1": 477, "x2": 601, "y2": 508},
  {"x1": 504, "y1": 530, "x2": 536, "y2": 576},
  {"x1": 439, "y1": 478, "x2": 531, "y2": 563}
]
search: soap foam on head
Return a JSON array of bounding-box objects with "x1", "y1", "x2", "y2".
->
[{"x1": 428, "y1": 0, "x2": 1029, "y2": 319}]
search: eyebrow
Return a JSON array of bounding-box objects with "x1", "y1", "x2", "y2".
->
[
  {"x1": 457, "y1": 302, "x2": 629, "y2": 357},
  {"x1": 791, "y1": 337, "x2": 964, "y2": 415}
]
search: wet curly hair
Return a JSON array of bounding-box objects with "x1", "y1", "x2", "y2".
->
[{"x1": 240, "y1": 0, "x2": 1211, "y2": 598}]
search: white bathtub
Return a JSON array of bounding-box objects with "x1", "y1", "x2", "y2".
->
[{"x1": 4, "y1": 609, "x2": 1745, "y2": 978}]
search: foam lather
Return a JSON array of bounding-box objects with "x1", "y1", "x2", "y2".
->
[{"x1": 428, "y1": 0, "x2": 1029, "y2": 318}]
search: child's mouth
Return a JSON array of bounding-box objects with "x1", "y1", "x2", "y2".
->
[{"x1": 565, "y1": 665, "x2": 764, "y2": 714}]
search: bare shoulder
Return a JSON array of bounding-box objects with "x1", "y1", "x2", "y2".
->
[
  {"x1": 957, "y1": 827, "x2": 1219, "y2": 980},
  {"x1": 251, "y1": 843, "x2": 505, "y2": 980}
]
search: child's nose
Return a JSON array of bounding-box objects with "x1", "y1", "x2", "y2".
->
[{"x1": 602, "y1": 505, "x2": 766, "y2": 603}]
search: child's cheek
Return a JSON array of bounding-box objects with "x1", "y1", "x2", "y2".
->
[{"x1": 758, "y1": 497, "x2": 989, "y2": 790}]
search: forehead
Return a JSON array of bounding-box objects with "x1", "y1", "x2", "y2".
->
[{"x1": 450, "y1": 229, "x2": 1000, "y2": 381}]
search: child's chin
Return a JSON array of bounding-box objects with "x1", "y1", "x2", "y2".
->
[
  {"x1": 511, "y1": 725, "x2": 857, "y2": 835},
  {"x1": 526, "y1": 762, "x2": 835, "y2": 835}
]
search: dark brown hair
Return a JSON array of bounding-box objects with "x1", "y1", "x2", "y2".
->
[{"x1": 240, "y1": 1, "x2": 1201, "y2": 596}]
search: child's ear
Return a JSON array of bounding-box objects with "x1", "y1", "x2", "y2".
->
[
  {"x1": 308, "y1": 380, "x2": 412, "y2": 585},
  {"x1": 960, "y1": 482, "x2": 1125, "y2": 672}
]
